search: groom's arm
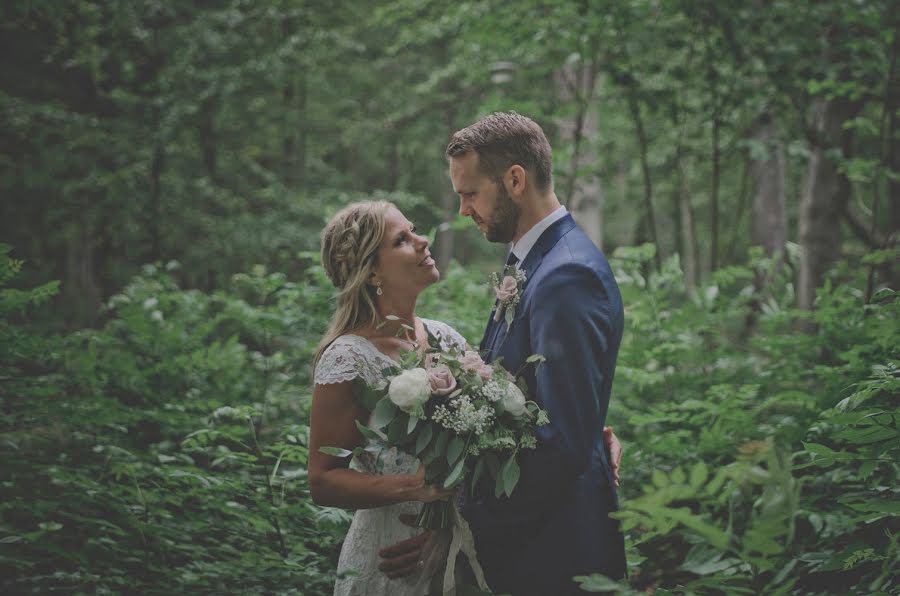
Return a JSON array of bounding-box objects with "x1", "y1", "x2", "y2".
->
[{"x1": 528, "y1": 261, "x2": 616, "y2": 474}]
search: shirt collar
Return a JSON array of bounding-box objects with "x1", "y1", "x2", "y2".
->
[{"x1": 510, "y1": 206, "x2": 568, "y2": 264}]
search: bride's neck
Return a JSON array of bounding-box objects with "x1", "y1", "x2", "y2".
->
[{"x1": 372, "y1": 294, "x2": 417, "y2": 337}]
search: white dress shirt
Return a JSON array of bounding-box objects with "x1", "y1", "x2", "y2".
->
[{"x1": 509, "y1": 206, "x2": 568, "y2": 264}]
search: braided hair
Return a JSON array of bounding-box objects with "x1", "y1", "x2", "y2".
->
[{"x1": 313, "y1": 200, "x2": 392, "y2": 370}]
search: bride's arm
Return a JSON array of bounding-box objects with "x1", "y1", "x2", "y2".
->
[{"x1": 308, "y1": 380, "x2": 452, "y2": 509}]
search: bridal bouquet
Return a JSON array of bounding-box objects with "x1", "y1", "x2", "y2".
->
[{"x1": 323, "y1": 329, "x2": 548, "y2": 529}]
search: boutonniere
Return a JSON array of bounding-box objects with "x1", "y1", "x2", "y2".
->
[{"x1": 490, "y1": 265, "x2": 528, "y2": 325}]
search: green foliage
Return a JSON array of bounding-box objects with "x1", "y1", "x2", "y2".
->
[
  {"x1": 0, "y1": 251, "x2": 343, "y2": 594},
  {"x1": 3, "y1": 230, "x2": 898, "y2": 594},
  {"x1": 581, "y1": 246, "x2": 899, "y2": 594}
]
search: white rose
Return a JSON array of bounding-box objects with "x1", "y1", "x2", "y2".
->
[
  {"x1": 388, "y1": 368, "x2": 431, "y2": 413},
  {"x1": 499, "y1": 381, "x2": 528, "y2": 417}
]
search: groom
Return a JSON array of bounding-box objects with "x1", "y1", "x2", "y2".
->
[
  {"x1": 379, "y1": 112, "x2": 626, "y2": 594},
  {"x1": 450, "y1": 111, "x2": 626, "y2": 594}
]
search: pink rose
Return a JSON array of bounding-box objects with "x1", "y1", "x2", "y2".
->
[
  {"x1": 495, "y1": 275, "x2": 518, "y2": 302},
  {"x1": 459, "y1": 351, "x2": 493, "y2": 380},
  {"x1": 459, "y1": 350, "x2": 485, "y2": 372},
  {"x1": 428, "y1": 365, "x2": 458, "y2": 396}
]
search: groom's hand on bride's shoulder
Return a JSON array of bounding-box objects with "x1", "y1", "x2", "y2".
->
[
  {"x1": 603, "y1": 426, "x2": 622, "y2": 486},
  {"x1": 377, "y1": 515, "x2": 437, "y2": 578}
]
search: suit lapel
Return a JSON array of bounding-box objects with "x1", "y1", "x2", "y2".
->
[{"x1": 484, "y1": 214, "x2": 578, "y2": 360}]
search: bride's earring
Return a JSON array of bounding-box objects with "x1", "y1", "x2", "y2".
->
[{"x1": 376, "y1": 282, "x2": 383, "y2": 296}]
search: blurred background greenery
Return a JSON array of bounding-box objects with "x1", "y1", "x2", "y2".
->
[{"x1": 1, "y1": 0, "x2": 897, "y2": 594}]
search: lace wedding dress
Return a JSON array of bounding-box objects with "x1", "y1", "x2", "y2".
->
[{"x1": 314, "y1": 319, "x2": 487, "y2": 596}]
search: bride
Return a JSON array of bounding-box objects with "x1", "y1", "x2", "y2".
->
[
  {"x1": 307, "y1": 200, "x2": 621, "y2": 595},
  {"x1": 308, "y1": 200, "x2": 467, "y2": 595}
]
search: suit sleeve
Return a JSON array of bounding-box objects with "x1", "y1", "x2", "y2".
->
[{"x1": 522, "y1": 262, "x2": 613, "y2": 487}]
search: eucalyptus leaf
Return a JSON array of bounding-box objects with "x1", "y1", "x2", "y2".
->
[
  {"x1": 434, "y1": 430, "x2": 450, "y2": 457},
  {"x1": 371, "y1": 397, "x2": 398, "y2": 429},
  {"x1": 444, "y1": 456, "x2": 466, "y2": 488},
  {"x1": 415, "y1": 424, "x2": 433, "y2": 456},
  {"x1": 501, "y1": 453, "x2": 520, "y2": 496},
  {"x1": 470, "y1": 457, "x2": 486, "y2": 496},
  {"x1": 354, "y1": 420, "x2": 383, "y2": 442},
  {"x1": 447, "y1": 436, "x2": 465, "y2": 466},
  {"x1": 318, "y1": 447, "x2": 353, "y2": 458}
]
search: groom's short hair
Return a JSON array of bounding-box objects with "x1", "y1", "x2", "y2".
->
[{"x1": 446, "y1": 111, "x2": 553, "y2": 192}]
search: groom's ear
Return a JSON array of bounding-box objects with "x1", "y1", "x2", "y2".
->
[{"x1": 505, "y1": 165, "x2": 528, "y2": 202}]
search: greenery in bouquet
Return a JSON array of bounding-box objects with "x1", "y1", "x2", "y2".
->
[{"x1": 321, "y1": 326, "x2": 549, "y2": 528}]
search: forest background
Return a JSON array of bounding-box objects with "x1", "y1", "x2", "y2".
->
[{"x1": 1, "y1": 1, "x2": 898, "y2": 594}]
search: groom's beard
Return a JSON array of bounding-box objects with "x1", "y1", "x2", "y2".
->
[{"x1": 485, "y1": 182, "x2": 521, "y2": 244}]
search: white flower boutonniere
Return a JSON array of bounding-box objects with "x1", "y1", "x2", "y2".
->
[{"x1": 490, "y1": 265, "x2": 527, "y2": 325}]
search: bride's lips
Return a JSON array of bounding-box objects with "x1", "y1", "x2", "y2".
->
[{"x1": 418, "y1": 254, "x2": 435, "y2": 267}]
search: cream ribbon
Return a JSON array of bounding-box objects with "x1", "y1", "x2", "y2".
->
[{"x1": 442, "y1": 502, "x2": 489, "y2": 595}]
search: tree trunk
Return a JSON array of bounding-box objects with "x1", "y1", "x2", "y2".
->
[
  {"x1": 798, "y1": 97, "x2": 860, "y2": 311},
  {"x1": 709, "y1": 115, "x2": 721, "y2": 272},
  {"x1": 676, "y1": 160, "x2": 700, "y2": 290},
  {"x1": 555, "y1": 60, "x2": 604, "y2": 248},
  {"x1": 198, "y1": 96, "x2": 218, "y2": 181},
  {"x1": 749, "y1": 113, "x2": 787, "y2": 259},
  {"x1": 297, "y1": 71, "x2": 308, "y2": 190},
  {"x1": 149, "y1": 143, "x2": 165, "y2": 262},
  {"x1": 64, "y1": 216, "x2": 103, "y2": 328},
  {"x1": 626, "y1": 88, "x2": 661, "y2": 270},
  {"x1": 885, "y1": 31, "x2": 900, "y2": 291}
]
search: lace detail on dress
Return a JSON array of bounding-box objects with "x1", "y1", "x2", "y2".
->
[
  {"x1": 314, "y1": 319, "x2": 468, "y2": 388},
  {"x1": 314, "y1": 335, "x2": 396, "y2": 387}
]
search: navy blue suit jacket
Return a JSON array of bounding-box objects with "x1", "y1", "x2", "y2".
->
[{"x1": 465, "y1": 214, "x2": 626, "y2": 595}]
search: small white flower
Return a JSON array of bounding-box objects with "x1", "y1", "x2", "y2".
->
[
  {"x1": 150, "y1": 310, "x2": 164, "y2": 322},
  {"x1": 480, "y1": 379, "x2": 506, "y2": 403},
  {"x1": 499, "y1": 382, "x2": 528, "y2": 417},
  {"x1": 432, "y1": 393, "x2": 494, "y2": 435},
  {"x1": 388, "y1": 368, "x2": 430, "y2": 413},
  {"x1": 143, "y1": 297, "x2": 158, "y2": 309}
]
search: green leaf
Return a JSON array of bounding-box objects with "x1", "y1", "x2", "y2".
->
[
  {"x1": 526, "y1": 354, "x2": 546, "y2": 364},
  {"x1": 802, "y1": 442, "x2": 835, "y2": 456},
  {"x1": 444, "y1": 456, "x2": 466, "y2": 488},
  {"x1": 501, "y1": 453, "x2": 520, "y2": 496},
  {"x1": 690, "y1": 461, "x2": 709, "y2": 488},
  {"x1": 574, "y1": 573, "x2": 632, "y2": 593},
  {"x1": 354, "y1": 420, "x2": 383, "y2": 442},
  {"x1": 494, "y1": 470, "x2": 505, "y2": 499},
  {"x1": 434, "y1": 430, "x2": 450, "y2": 457},
  {"x1": 652, "y1": 469, "x2": 668, "y2": 488},
  {"x1": 415, "y1": 424, "x2": 433, "y2": 456},
  {"x1": 470, "y1": 457, "x2": 486, "y2": 495},
  {"x1": 447, "y1": 436, "x2": 465, "y2": 465},
  {"x1": 407, "y1": 414, "x2": 419, "y2": 434},
  {"x1": 318, "y1": 447, "x2": 353, "y2": 458},
  {"x1": 371, "y1": 397, "x2": 398, "y2": 429},
  {"x1": 387, "y1": 415, "x2": 411, "y2": 445}
]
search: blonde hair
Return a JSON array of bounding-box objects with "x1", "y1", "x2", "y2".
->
[{"x1": 313, "y1": 200, "x2": 393, "y2": 370}]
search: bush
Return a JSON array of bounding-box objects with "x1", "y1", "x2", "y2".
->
[{"x1": 578, "y1": 245, "x2": 899, "y2": 595}]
